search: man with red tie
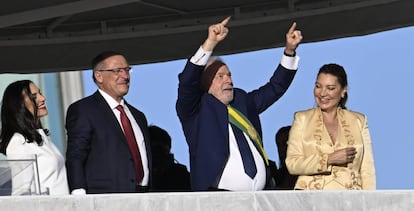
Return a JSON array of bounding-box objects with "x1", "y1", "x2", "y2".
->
[{"x1": 65, "y1": 51, "x2": 151, "y2": 194}]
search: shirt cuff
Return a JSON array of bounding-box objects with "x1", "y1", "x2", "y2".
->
[
  {"x1": 280, "y1": 54, "x2": 300, "y2": 70},
  {"x1": 71, "y1": 188, "x2": 86, "y2": 195},
  {"x1": 190, "y1": 46, "x2": 213, "y2": 66}
]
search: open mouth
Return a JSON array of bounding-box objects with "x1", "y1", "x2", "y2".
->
[
  {"x1": 223, "y1": 86, "x2": 233, "y2": 92},
  {"x1": 38, "y1": 104, "x2": 47, "y2": 110},
  {"x1": 319, "y1": 97, "x2": 329, "y2": 103}
]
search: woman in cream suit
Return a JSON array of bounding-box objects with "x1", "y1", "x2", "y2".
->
[
  {"x1": 0, "y1": 80, "x2": 69, "y2": 195},
  {"x1": 286, "y1": 64, "x2": 376, "y2": 190}
]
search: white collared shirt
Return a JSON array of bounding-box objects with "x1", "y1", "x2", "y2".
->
[
  {"x1": 98, "y1": 89, "x2": 149, "y2": 186},
  {"x1": 217, "y1": 124, "x2": 267, "y2": 191}
]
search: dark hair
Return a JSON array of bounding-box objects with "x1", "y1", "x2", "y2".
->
[
  {"x1": 91, "y1": 51, "x2": 125, "y2": 83},
  {"x1": 148, "y1": 125, "x2": 171, "y2": 151},
  {"x1": 0, "y1": 80, "x2": 44, "y2": 154},
  {"x1": 275, "y1": 125, "x2": 291, "y2": 161},
  {"x1": 200, "y1": 57, "x2": 225, "y2": 92},
  {"x1": 317, "y1": 63, "x2": 348, "y2": 109},
  {"x1": 275, "y1": 126, "x2": 291, "y2": 145}
]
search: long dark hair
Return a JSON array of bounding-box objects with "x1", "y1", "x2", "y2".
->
[
  {"x1": 0, "y1": 80, "x2": 44, "y2": 154},
  {"x1": 317, "y1": 64, "x2": 348, "y2": 109}
]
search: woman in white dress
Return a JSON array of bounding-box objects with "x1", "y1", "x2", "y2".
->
[{"x1": 0, "y1": 80, "x2": 69, "y2": 195}]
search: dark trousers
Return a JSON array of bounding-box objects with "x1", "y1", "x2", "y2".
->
[{"x1": 136, "y1": 185, "x2": 149, "y2": 193}]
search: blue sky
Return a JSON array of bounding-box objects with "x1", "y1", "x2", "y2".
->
[{"x1": 83, "y1": 25, "x2": 414, "y2": 190}]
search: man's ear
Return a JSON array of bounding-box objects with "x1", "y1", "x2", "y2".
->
[{"x1": 94, "y1": 71, "x2": 104, "y2": 83}]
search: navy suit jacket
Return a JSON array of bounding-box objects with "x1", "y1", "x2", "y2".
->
[
  {"x1": 65, "y1": 91, "x2": 151, "y2": 193},
  {"x1": 176, "y1": 60, "x2": 297, "y2": 191}
]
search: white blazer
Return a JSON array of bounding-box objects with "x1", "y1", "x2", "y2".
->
[{"x1": 6, "y1": 129, "x2": 69, "y2": 195}]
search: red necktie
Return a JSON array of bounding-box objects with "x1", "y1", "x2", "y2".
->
[{"x1": 116, "y1": 105, "x2": 144, "y2": 183}]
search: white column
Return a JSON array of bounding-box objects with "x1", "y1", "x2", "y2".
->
[{"x1": 58, "y1": 71, "x2": 84, "y2": 120}]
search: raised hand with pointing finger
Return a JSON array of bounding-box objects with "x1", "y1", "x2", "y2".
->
[
  {"x1": 177, "y1": 17, "x2": 302, "y2": 191},
  {"x1": 202, "y1": 16, "x2": 231, "y2": 51},
  {"x1": 285, "y1": 22, "x2": 303, "y2": 56}
]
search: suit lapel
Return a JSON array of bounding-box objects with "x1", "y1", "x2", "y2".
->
[
  {"x1": 312, "y1": 107, "x2": 356, "y2": 149},
  {"x1": 125, "y1": 101, "x2": 152, "y2": 170},
  {"x1": 337, "y1": 109, "x2": 357, "y2": 147},
  {"x1": 92, "y1": 91, "x2": 129, "y2": 144},
  {"x1": 125, "y1": 103, "x2": 146, "y2": 135}
]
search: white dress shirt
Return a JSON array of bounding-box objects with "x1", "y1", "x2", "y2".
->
[
  {"x1": 99, "y1": 89, "x2": 149, "y2": 186},
  {"x1": 218, "y1": 125, "x2": 267, "y2": 191}
]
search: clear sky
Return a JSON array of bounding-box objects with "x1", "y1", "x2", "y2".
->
[{"x1": 83, "y1": 25, "x2": 414, "y2": 190}]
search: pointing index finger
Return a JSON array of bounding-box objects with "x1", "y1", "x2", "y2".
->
[
  {"x1": 221, "y1": 16, "x2": 231, "y2": 26},
  {"x1": 288, "y1": 22, "x2": 297, "y2": 34}
]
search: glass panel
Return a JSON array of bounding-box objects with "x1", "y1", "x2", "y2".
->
[{"x1": 0, "y1": 154, "x2": 42, "y2": 196}]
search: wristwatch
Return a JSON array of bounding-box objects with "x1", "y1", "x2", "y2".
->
[{"x1": 284, "y1": 50, "x2": 296, "y2": 57}]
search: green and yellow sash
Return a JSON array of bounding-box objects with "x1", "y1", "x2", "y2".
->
[{"x1": 227, "y1": 105, "x2": 269, "y2": 166}]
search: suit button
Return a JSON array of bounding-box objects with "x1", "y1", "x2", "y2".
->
[{"x1": 130, "y1": 179, "x2": 135, "y2": 183}]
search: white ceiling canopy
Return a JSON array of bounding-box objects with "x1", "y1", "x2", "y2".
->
[{"x1": 1, "y1": 0, "x2": 413, "y2": 73}]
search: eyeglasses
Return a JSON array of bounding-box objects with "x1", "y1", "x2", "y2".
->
[{"x1": 98, "y1": 66, "x2": 132, "y2": 74}]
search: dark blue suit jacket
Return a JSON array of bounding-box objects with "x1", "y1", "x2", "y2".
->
[
  {"x1": 176, "y1": 60, "x2": 296, "y2": 191},
  {"x1": 65, "y1": 91, "x2": 151, "y2": 193}
]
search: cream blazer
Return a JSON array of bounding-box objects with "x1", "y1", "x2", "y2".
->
[{"x1": 286, "y1": 107, "x2": 376, "y2": 190}]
